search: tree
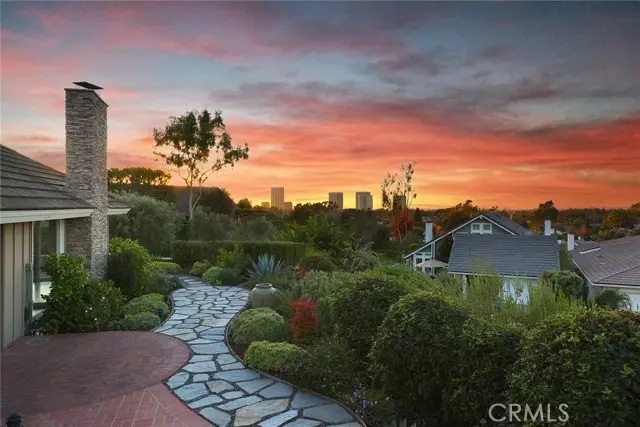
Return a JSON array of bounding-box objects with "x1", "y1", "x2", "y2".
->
[
  {"x1": 199, "y1": 187, "x2": 235, "y2": 215},
  {"x1": 381, "y1": 162, "x2": 417, "y2": 239},
  {"x1": 108, "y1": 167, "x2": 171, "y2": 188},
  {"x1": 533, "y1": 200, "x2": 559, "y2": 231},
  {"x1": 237, "y1": 198, "x2": 253, "y2": 210},
  {"x1": 153, "y1": 109, "x2": 249, "y2": 220},
  {"x1": 603, "y1": 209, "x2": 636, "y2": 229}
]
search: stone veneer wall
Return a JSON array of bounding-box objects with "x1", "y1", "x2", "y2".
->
[{"x1": 64, "y1": 88, "x2": 109, "y2": 280}]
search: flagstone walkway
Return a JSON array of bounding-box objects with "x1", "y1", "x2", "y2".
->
[{"x1": 154, "y1": 275, "x2": 363, "y2": 427}]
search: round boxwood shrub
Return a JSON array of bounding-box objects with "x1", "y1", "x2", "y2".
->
[
  {"x1": 229, "y1": 308, "x2": 286, "y2": 347},
  {"x1": 507, "y1": 309, "x2": 640, "y2": 426},
  {"x1": 370, "y1": 291, "x2": 469, "y2": 420},
  {"x1": 190, "y1": 260, "x2": 212, "y2": 277},
  {"x1": 202, "y1": 266, "x2": 224, "y2": 285},
  {"x1": 118, "y1": 312, "x2": 161, "y2": 330},
  {"x1": 244, "y1": 340, "x2": 309, "y2": 374},
  {"x1": 123, "y1": 293, "x2": 169, "y2": 318},
  {"x1": 149, "y1": 261, "x2": 181, "y2": 274},
  {"x1": 330, "y1": 269, "x2": 412, "y2": 358},
  {"x1": 443, "y1": 318, "x2": 523, "y2": 426},
  {"x1": 298, "y1": 254, "x2": 337, "y2": 272}
]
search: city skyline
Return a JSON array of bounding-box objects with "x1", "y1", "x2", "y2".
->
[{"x1": 2, "y1": 2, "x2": 639, "y2": 209}]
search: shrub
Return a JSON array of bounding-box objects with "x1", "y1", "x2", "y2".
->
[
  {"x1": 370, "y1": 291, "x2": 469, "y2": 420},
  {"x1": 172, "y1": 241, "x2": 211, "y2": 267},
  {"x1": 215, "y1": 245, "x2": 250, "y2": 275},
  {"x1": 247, "y1": 254, "x2": 287, "y2": 280},
  {"x1": 217, "y1": 267, "x2": 243, "y2": 285},
  {"x1": 229, "y1": 308, "x2": 286, "y2": 347},
  {"x1": 202, "y1": 266, "x2": 224, "y2": 285},
  {"x1": 233, "y1": 218, "x2": 279, "y2": 241},
  {"x1": 123, "y1": 293, "x2": 169, "y2": 318},
  {"x1": 108, "y1": 192, "x2": 182, "y2": 256},
  {"x1": 443, "y1": 318, "x2": 523, "y2": 426},
  {"x1": 542, "y1": 269, "x2": 584, "y2": 298},
  {"x1": 116, "y1": 312, "x2": 161, "y2": 330},
  {"x1": 595, "y1": 289, "x2": 632, "y2": 310},
  {"x1": 289, "y1": 298, "x2": 319, "y2": 344},
  {"x1": 508, "y1": 309, "x2": 640, "y2": 426},
  {"x1": 342, "y1": 237, "x2": 380, "y2": 273},
  {"x1": 244, "y1": 341, "x2": 308, "y2": 374},
  {"x1": 141, "y1": 267, "x2": 171, "y2": 295},
  {"x1": 189, "y1": 206, "x2": 234, "y2": 240},
  {"x1": 190, "y1": 261, "x2": 212, "y2": 277},
  {"x1": 43, "y1": 254, "x2": 123, "y2": 333},
  {"x1": 298, "y1": 254, "x2": 337, "y2": 272},
  {"x1": 330, "y1": 269, "x2": 414, "y2": 358},
  {"x1": 149, "y1": 261, "x2": 181, "y2": 274},
  {"x1": 107, "y1": 238, "x2": 151, "y2": 299}
]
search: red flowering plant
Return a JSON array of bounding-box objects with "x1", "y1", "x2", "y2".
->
[
  {"x1": 295, "y1": 267, "x2": 309, "y2": 280},
  {"x1": 289, "y1": 297, "x2": 319, "y2": 345},
  {"x1": 390, "y1": 210, "x2": 415, "y2": 239}
]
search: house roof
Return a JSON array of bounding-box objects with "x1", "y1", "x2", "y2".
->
[
  {"x1": 403, "y1": 211, "x2": 532, "y2": 259},
  {"x1": 1, "y1": 144, "x2": 127, "y2": 211},
  {"x1": 448, "y1": 234, "x2": 560, "y2": 278},
  {"x1": 570, "y1": 235, "x2": 640, "y2": 287}
]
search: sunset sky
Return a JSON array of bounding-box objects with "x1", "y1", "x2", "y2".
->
[{"x1": 2, "y1": 2, "x2": 639, "y2": 209}]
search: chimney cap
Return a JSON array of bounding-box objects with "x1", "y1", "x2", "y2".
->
[{"x1": 73, "y1": 81, "x2": 103, "y2": 90}]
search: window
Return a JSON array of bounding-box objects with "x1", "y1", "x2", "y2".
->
[
  {"x1": 471, "y1": 222, "x2": 492, "y2": 235},
  {"x1": 33, "y1": 220, "x2": 64, "y2": 306}
]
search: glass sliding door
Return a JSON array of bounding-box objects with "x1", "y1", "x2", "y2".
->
[{"x1": 33, "y1": 220, "x2": 63, "y2": 314}]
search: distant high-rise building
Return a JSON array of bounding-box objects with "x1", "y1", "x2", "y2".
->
[
  {"x1": 271, "y1": 187, "x2": 285, "y2": 210},
  {"x1": 284, "y1": 201, "x2": 293, "y2": 213},
  {"x1": 261, "y1": 201, "x2": 270, "y2": 209},
  {"x1": 356, "y1": 192, "x2": 373, "y2": 211},
  {"x1": 328, "y1": 192, "x2": 344, "y2": 209},
  {"x1": 393, "y1": 195, "x2": 407, "y2": 210}
]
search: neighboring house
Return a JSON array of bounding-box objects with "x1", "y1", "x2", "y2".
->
[
  {"x1": 448, "y1": 234, "x2": 560, "y2": 303},
  {"x1": 404, "y1": 211, "x2": 534, "y2": 273},
  {"x1": 0, "y1": 83, "x2": 130, "y2": 348},
  {"x1": 569, "y1": 235, "x2": 640, "y2": 311}
]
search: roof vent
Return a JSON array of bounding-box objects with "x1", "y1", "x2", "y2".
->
[
  {"x1": 73, "y1": 81, "x2": 103, "y2": 90},
  {"x1": 580, "y1": 247, "x2": 601, "y2": 255}
]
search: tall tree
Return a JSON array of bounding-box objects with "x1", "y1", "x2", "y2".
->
[
  {"x1": 153, "y1": 109, "x2": 249, "y2": 219},
  {"x1": 381, "y1": 162, "x2": 417, "y2": 239},
  {"x1": 108, "y1": 167, "x2": 171, "y2": 188},
  {"x1": 237, "y1": 198, "x2": 253, "y2": 210}
]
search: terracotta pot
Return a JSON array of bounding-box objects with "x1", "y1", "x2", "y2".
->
[{"x1": 250, "y1": 283, "x2": 278, "y2": 308}]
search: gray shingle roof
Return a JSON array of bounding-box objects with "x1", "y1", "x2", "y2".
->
[
  {"x1": 448, "y1": 234, "x2": 560, "y2": 278},
  {"x1": 1, "y1": 144, "x2": 127, "y2": 211},
  {"x1": 570, "y1": 235, "x2": 640, "y2": 287},
  {"x1": 483, "y1": 211, "x2": 533, "y2": 236}
]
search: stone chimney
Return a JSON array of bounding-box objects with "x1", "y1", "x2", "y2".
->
[
  {"x1": 544, "y1": 219, "x2": 553, "y2": 236},
  {"x1": 424, "y1": 222, "x2": 433, "y2": 243},
  {"x1": 567, "y1": 233, "x2": 575, "y2": 251},
  {"x1": 64, "y1": 84, "x2": 109, "y2": 279}
]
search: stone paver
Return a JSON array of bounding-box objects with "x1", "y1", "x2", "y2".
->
[{"x1": 155, "y1": 275, "x2": 363, "y2": 426}]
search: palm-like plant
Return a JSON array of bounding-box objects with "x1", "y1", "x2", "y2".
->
[
  {"x1": 247, "y1": 254, "x2": 287, "y2": 279},
  {"x1": 594, "y1": 289, "x2": 632, "y2": 310}
]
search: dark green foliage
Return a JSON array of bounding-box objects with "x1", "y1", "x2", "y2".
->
[
  {"x1": 43, "y1": 254, "x2": 123, "y2": 333},
  {"x1": 190, "y1": 260, "x2": 212, "y2": 277},
  {"x1": 108, "y1": 192, "x2": 182, "y2": 256},
  {"x1": 595, "y1": 289, "x2": 632, "y2": 310},
  {"x1": 244, "y1": 341, "x2": 309, "y2": 375},
  {"x1": 202, "y1": 266, "x2": 224, "y2": 285},
  {"x1": 198, "y1": 187, "x2": 236, "y2": 215},
  {"x1": 508, "y1": 309, "x2": 640, "y2": 427},
  {"x1": 189, "y1": 207, "x2": 234, "y2": 240},
  {"x1": 171, "y1": 240, "x2": 307, "y2": 268},
  {"x1": 149, "y1": 261, "x2": 181, "y2": 274},
  {"x1": 443, "y1": 318, "x2": 523, "y2": 426},
  {"x1": 229, "y1": 308, "x2": 286, "y2": 347},
  {"x1": 123, "y1": 293, "x2": 169, "y2": 318},
  {"x1": 115, "y1": 312, "x2": 161, "y2": 330},
  {"x1": 298, "y1": 254, "x2": 337, "y2": 272},
  {"x1": 141, "y1": 268, "x2": 171, "y2": 295},
  {"x1": 233, "y1": 218, "x2": 279, "y2": 241},
  {"x1": 285, "y1": 215, "x2": 348, "y2": 257},
  {"x1": 542, "y1": 269, "x2": 584, "y2": 298},
  {"x1": 215, "y1": 245, "x2": 250, "y2": 276},
  {"x1": 370, "y1": 291, "x2": 469, "y2": 420},
  {"x1": 330, "y1": 269, "x2": 413, "y2": 358},
  {"x1": 107, "y1": 238, "x2": 151, "y2": 299},
  {"x1": 217, "y1": 267, "x2": 243, "y2": 285}
]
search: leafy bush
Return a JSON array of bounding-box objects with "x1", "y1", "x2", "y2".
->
[
  {"x1": 190, "y1": 261, "x2": 212, "y2": 277},
  {"x1": 108, "y1": 192, "x2": 182, "y2": 256},
  {"x1": 508, "y1": 309, "x2": 640, "y2": 427},
  {"x1": 298, "y1": 254, "x2": 337, "y2": 272},
  {"x1": 342, "y1": 237, "x2": 380, "y2": 272},
  {"x1": 189, "y1": 206, "x2": 234, "y2": 240},
  {"x1": 171, "y1": 240, "x2": 307, "y2": 268},
  {"x1": 542, "y1": 269, "x2": 584, "y2": 298},
  {"x1": 149, "y1": 261, "x2": 181, "y2": 274},
  {"x1": 229, "y1": 308, "x2": 286, "y2": 347},
  {"x1": 217, "y1": 267, "x2": 243, "y2": 285},
  {"x1": 202, "y1": 266, "x2": 224, "y2": 285},
  {"x1": 285, "y1": 215, "x2": 348, "y2": 257},
  {"x1": 116, "y1": 312, "x2": 161, "y2": 330},
  {"x1": 244, "y1": 341, "x2": 308, "y2": 374},
  {"x1": 233, "y1": 218, "x2": 279, "y2": 241},
  {"x1": 123, "y1": 293, "x2": 169, "y2": 318},
  {"x1": 289, "y1": 298, "x2": 319, "y2": 344},
  {"x1": 595, "y1": 289, "x2": 632, "y2": 310},
  {"x1": 370, "y1": 291, "x2": 469, "y2": 420},
  {"x1": 247, "y1": 254, "x2": 287, "y2": 280},
  {"x1": 215, "y1": 245, "x2": 250, "y2": 275},
  {"x1": 43, "y1": 254, "x2": 123, "y2": 333},
  {"x1": 141, "y1": 267, "x2": 171, "y2": 295},
  {"x1": 330, "y1": 269, "x2": 413, "y2": 358},
  {"x1": 107, "y1": 238, "x2": 151, "y2": 299},
  {"x1": 443, "y1": 318, "x2": 523, "y2": 426}
]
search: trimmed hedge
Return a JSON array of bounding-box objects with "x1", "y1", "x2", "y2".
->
[
  {"x1": 123, "y1": 293, "x2": 169, "y2": 318},
  {"x1": 190, "y1": 261, "x2": 212, "y2": 277},
  {"x1": 149, "y1": 261, "x2": 181, "y2": 274},
  {"x1": 117, "y1": 312, "x2": 161, "y2": 330},
  {"x1": 244, "y1": 341, "x2": 308, "y2": 374},
  {"x1": 171, "y1": 240, "x2": 308, "y2": 268},
  {"x1": 507, "y1": 309, "x2": 640, "y2": 426},
  {"x1": 229, "y1": 308, "x2": 286, "y2": 347}
]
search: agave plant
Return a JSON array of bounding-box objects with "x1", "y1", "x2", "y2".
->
[{"x1": 247, "y1": 254, "x2": 287, "y2": 279}]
